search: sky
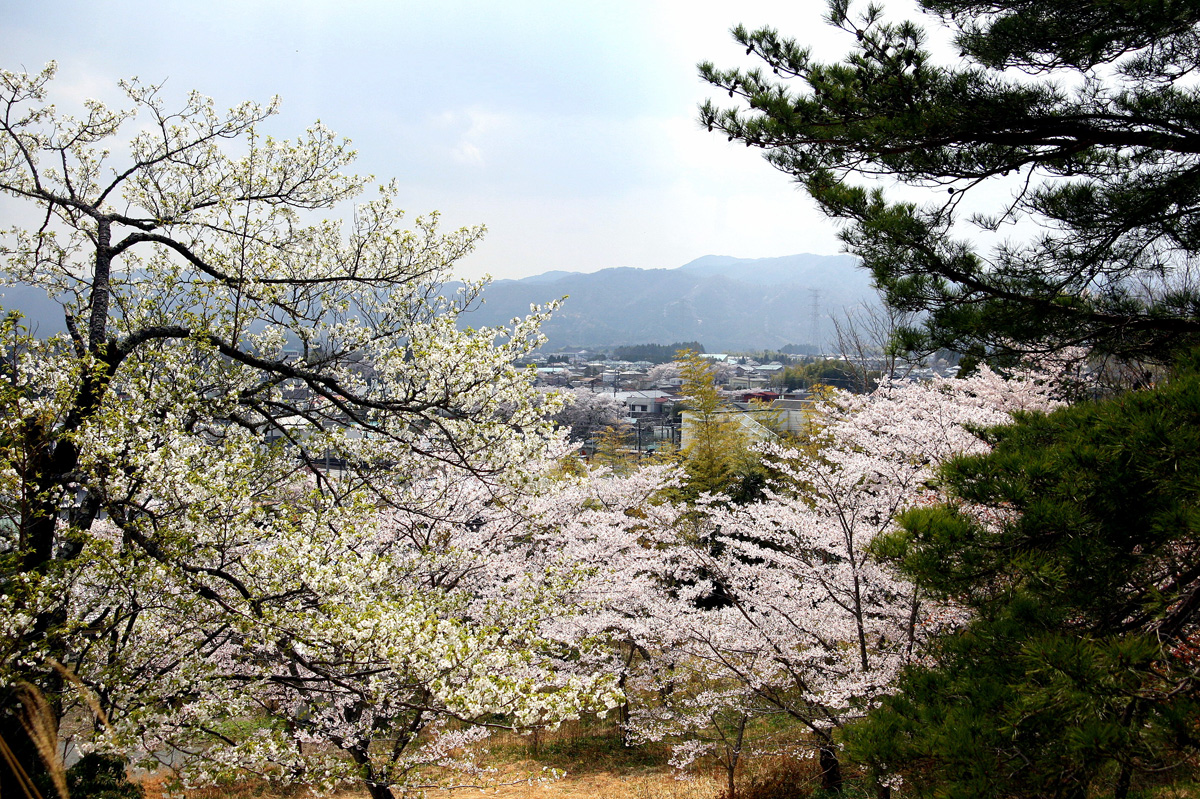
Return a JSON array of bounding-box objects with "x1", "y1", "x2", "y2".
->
[{"x1": 1, "y1": 1, "x2": 920, "y2": 282}]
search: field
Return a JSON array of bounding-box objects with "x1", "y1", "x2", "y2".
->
[{"x1": 132, "y1": 721, "x2": 830, "y2": 799}]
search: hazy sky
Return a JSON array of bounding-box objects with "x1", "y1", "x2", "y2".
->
[{"x1": 2, "y1": 1, "x2": 917, "y2": 281}]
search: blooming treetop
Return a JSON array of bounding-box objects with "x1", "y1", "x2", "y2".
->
[
  {"x1": 76, "y1": 462, "x2": 624, "y2": 797},
  {"x1": 549, "y1": 387, "x2": 625, "y2": 442}
]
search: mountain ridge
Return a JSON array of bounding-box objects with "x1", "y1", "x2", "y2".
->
[
  {"x1": 0, "y1": 253, "x2": 879, "y2": 352},
  {"x1": 462, "y1": 253, "x2": 876, "y2": 351}
]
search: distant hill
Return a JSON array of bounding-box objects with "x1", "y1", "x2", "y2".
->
[
  {"x1": 460, "y1": 253, "x2": 878, "y2": 352},
  {"x1": 0, "y1": 253, "x2": 880, "y2": 353},
  {"x1": 0, "y1": 283, "x2": 72, "y2": 338}
]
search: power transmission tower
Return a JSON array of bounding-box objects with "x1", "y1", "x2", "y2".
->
[{"x1": 809, "y1": 288, "x2": 822, "y2": 355}]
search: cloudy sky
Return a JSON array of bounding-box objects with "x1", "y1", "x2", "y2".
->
[{"x1": 2, "y1": 1, "x2": 917, "y2": 281}]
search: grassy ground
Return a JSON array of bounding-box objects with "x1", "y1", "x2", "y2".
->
[
  {"x1": 142, "y1": 772, "x2": 721, "y2": 799},
  {"x1": 134, "y1": 722, "x2": 1200, "y2": 799},
  {"x1": 440, "y1": 725, "x2": 722, "y2": 799},
  {"x1": 136, "y1": 722, "x2": 726, "y2": 799}
]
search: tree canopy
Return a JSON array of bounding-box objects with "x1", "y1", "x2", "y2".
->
[
  {"x1": 0, "y1": 63, "x2": 585, "y2": 798},
  {"x1": 700, "y1": 0, "x2": 1200, "y2": 364},
  {"x1": 772, "y1": 358, "x2": 881, "y2": 393}
]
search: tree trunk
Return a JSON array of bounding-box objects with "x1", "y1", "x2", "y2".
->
[
  {"x1": 1113, "y1": 698, "x2": 1140, "y2": 799},
  {"x1": 617, "y1": 669, "x2": 630, "y2": 738},
  {"x1": 1114, "y1": 762, "x2": 1132, "y2": 799},
  {"x1": 724, "y1": 715, "x2": 747, "y2": 799},
  {"x1": 4, "y1": 417, "x2": 74, "y2": 798},
  {"x1": 529, "y1": 726, "x2": 541, "y2": 758},
  {"x1": 350, "y1": 746, "x2": 393, "y2": 799},
  {"x1": 364, "y1": 780, "x2": 393, "y2": 799},
  {"x1": 818, "y1": 744, "x2": 843, "y2": 794}
]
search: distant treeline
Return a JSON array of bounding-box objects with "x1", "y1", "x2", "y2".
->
[
  {"x1": 773, "y1": 359, "x2": 881, "y2": 394},
  {"x1": 739, "y1": 350, "x2": 801, "y2": 364},
  {"x1": 780, "y1": 343, "x2": 824, "y2": 356},
  {"x1": 611, "y1": 342, "x2": 705, "y2": 363}
]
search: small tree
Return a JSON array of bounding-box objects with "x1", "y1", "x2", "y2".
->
[
  {"x1": 592, "y1": 422, "x2": 634, "y2": 472},
  {"x1": 832, "y1": 303, "x2": 919, "y2": 386},
  {"x1": 677, "y1": 350, "x2": 764, "y2": 501}
]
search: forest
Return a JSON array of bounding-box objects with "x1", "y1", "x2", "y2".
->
[{"x1": 4, "y1": 0, "x2": 1200, "y2": 797}]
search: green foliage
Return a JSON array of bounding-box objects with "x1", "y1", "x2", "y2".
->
[
  {"x1": 612, "y1": 342, "x2": 706, "y2": 363},
  {"x1": 593, "y1": 423, "x2": 634, "y2": 474},
  {"x1": 780, "y1": 343, "x2": 824, "y2": 357},
  {"x1": 700, "y1": 0, "x2": 1200, "y2": 364},
  {"x1": 733, "y1": 350, "x2": 798, "y2": 365},
  {"x1": 772, "y1": 359, "x2": 881, "y2": 393},
  {"x1": 62, "y1": 753, "x2": 144, "y2": 799},
  {"x1": 676, "y1": 351, "x2": 768, "y2": 502},
  {"x1": 846, "y1": 369, "x2": 1200, "y2": 798}
]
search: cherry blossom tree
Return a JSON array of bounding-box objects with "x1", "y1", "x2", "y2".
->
[
  {"x1": 625, "y1": 366, "x2": 1065, "y2": 793},
  {"x1": 74, "y1": 463, "x2": 623, "y2": 798},
  {"x1": 649, "y1": 356, "x2": 738, "y2": 389},
  {"x1": 0, "y1": 62, "x2": 585, "y2": 797},
  {"x1": 549, "y1": 387, "x2": 625, "y2": 442},
  {"x1": 646, "y1": 361, "x2": 682, "y2": 386},
  {"x1": 505, "y1": 460, "x2": 687, "y2": 690}
]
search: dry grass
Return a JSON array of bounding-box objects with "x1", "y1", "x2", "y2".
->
[
  {"x1": 134, "y1": 722, "x2": 726, "y2": 799},
  {"x1": 438, "y1": 723, "x2": 722, "y2": 798},
  {"x1": 138, "y1": 767, "x2": 721, "y2": 799},
  {"x1": 130, "y1": 726, "x2": 1200, "y2": 799},
  {"x1": 442, "y1": 764, "x2": 720, "y2": 799},
  {"x1": 137, "y1": 774, "x2": 366, "y2": 799}
]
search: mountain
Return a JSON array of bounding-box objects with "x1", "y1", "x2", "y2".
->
[
  {"x1": 0, "y1": 283, "x2": 74, "y2": 337},
  {"x1": 461, "y1": 253, "x2": 877, "y2": 352},
  {"x1": 0, "y1": 254, "x2": 879, "y2": 353}
]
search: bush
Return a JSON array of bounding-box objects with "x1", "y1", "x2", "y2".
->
[
  {"x1": 716, "y1": 756, "x2": 813, "y2": 799},
  {"x1": 64, "y1": 753, "x2": 143, "y2": 799},
  {"x1": 717, "y1": 755, "x2": 877, "y2": 799}
]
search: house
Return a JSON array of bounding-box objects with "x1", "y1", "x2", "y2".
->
[
  {"x1": 739, "y1": 391, "x2": 780, "y2": 404},
  {"x1": 609, "y1": 389, "x2": 675, "y2": 417}
]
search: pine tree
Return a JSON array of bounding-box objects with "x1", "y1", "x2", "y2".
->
[
  {"x1": 849, "y1": 364, "x2": 1200, "y2": 797},
  {"x1": 700, "y1": 0, "x2": 1200, "y2": 364}
]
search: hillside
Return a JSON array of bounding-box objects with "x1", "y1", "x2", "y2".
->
[
  {"x1": 460, "y1": 253, "x2": 876, "y2": 351},
  {"x1": 0, "y1": 253, "x2": 877, "y2": 352}
]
